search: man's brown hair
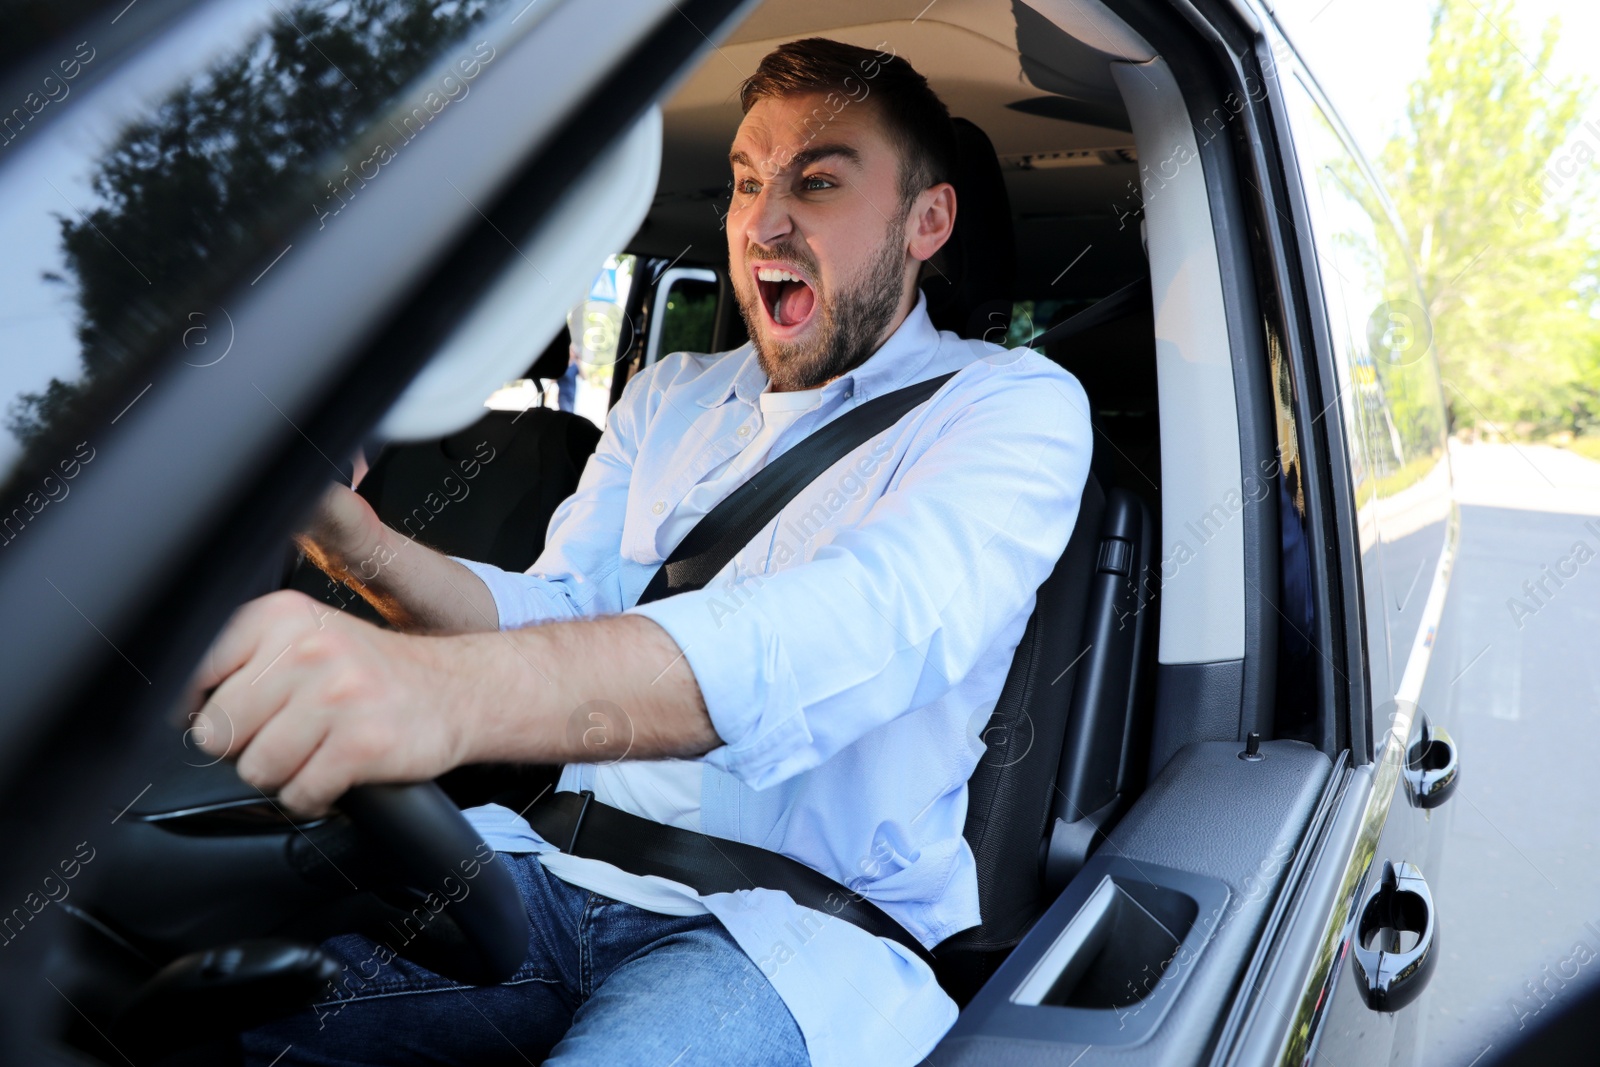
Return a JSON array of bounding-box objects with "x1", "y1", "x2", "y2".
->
[{"x1": 738, "y1": 37, "x2": 957, "y2": 210}]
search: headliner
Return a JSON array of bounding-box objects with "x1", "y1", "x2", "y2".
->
[{"x1": 640, "y1": 0, "x2": 1149, "y2": 299}]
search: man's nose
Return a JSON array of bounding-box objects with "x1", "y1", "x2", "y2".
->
[{"x1": 746, "y1": 182, "x2": 793, "y2": 247}]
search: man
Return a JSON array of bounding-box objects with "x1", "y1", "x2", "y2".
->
[{"x1": 210, "y1": 37, "x2": 1091, "y2": 1066}]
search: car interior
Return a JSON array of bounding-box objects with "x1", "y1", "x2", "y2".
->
[
  {"x1": 32, "y1": 1, "x2": 1343, "y2": 1063},
  {"x1": 285, "y1": 0, "x2": 1169, "y2": 1003}
]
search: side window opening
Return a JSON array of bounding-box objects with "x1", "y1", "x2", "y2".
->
[
  {"x1": 647, "y1": 267, "x2": 719, "y2": 366},
  {"x1": 483, "y1": 254, "x2": 635, "y2": 431},
  {"x1": 1270, "y1": 324, "x2": 1320, "y2": 743},
  {"x1": 1282, "y1": 73, "x2": 1452, "y2": 749},
  {"x1": 658, "y1": 276, "x2": 720, "y2": 358}
]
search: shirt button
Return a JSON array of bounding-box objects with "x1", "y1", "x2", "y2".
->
[
  {"x1": 738, "y1": 425, "x2": 750, "y2": 437},
  {"x1": 651, "y1": 501, "x2": 665, "y2": 515}
]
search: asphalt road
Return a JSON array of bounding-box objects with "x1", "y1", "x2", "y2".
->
[{"x1": 1413, "y1": 444, "x2": 1600, "y2": 1066}]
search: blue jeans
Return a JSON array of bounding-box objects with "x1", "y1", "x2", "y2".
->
[{"x1": 241, "y1": 854, "x2": 808, "y2": 1066}]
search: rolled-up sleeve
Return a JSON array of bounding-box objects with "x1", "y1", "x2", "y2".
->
[{"x1": 628, "y1": 356, "x2": 1093, "y2": 790}]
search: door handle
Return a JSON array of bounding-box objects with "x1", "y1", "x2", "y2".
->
[
  {"x1": 1404, "y1": 717, "x2": 1459, "y2": 809},
  {"x1": 1351, "y1": 860, "x2": 1437, "y2": 1012}
]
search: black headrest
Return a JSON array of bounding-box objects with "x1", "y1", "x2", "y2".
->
[
  {"x1": 922, "y1": 118, "x2": 1016, "y2": 340},
  {"x1": 526, "y1": 330, "x2": 571, "y2": 380}
]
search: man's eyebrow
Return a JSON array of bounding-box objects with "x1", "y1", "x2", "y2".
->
[
  {"x1": 728, "y1": 143, "x2": 862, "y2": 172},
  {"x1": 787, "y1": 143, "x2": 861, "y2": 170}
]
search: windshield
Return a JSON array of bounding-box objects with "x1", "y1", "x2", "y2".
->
[{"x1": 0, "y1": 0, "x2": 522, "y2": 516}]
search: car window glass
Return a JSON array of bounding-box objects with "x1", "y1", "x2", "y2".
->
[
  {"x1": 566, "y1": 254, "x2": 635, "y2": 427},
  {"x1": 1007, "y1": 299, "x2": 1072, "y2": 348},
  {"x1": 483, "y1": 255, "x2": 634, "y2": 432},
  {"x1": 1283, "y1": 94, "x2": 1450, "y2": 677},
  {"x1": 0, "y1": 1, "x2": 127, "y2": 71},
  {"x1": 1282, "y1": 75, "x2": 1398, "y2": 722},
  {"x1": 658, "y1": 277, "x2": 719, "y2": 357},
  {"x1": 0, "y1": 0, "x2": 520, "y2": 498},
  {"x1": 1283, "y1": 75, "x2": 1452, "y2": 738}
]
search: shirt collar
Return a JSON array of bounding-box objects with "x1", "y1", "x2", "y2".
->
[{"x1": 701, "y1": 291, "x2": 942, "y2": 408}]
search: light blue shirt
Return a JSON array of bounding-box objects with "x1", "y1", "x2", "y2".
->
[{"x1": 456, "y1": 294, "x2": 1092, "y2": 1065}]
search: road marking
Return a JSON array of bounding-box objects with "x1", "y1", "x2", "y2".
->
[{"x1": 1488, "y1": 627, "x2": 1522, "y2": 721}]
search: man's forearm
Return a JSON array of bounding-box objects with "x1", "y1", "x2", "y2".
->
[
  {"x1": 303, "y1": 521, "x2": 500, "y2": 635},
  {"x1": 457, "y1": 612, "x2": 718, "y2": 766}
]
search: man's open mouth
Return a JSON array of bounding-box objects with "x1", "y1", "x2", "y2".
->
[{"x1": 754, "y1": 264, "x2": 817, "y2": 332}]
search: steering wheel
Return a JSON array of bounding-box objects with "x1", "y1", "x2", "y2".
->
[
  {"x1": 338, "y1": 780, "x2": 530, "y2": 984},
  {"x1": 87, "y1": 757, "x2": 530, "y2": 988}
]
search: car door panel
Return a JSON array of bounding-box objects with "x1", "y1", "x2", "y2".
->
[
  {"x1": 933, "y1": 740, "x2": 1333, "y2": 1066},
  {"x1": 934, "y1": 2, "x2": 1388, "y2": 1062},
  {"x1": 1312, "y1": 521, "x2": 1459, "y2": 1065}
]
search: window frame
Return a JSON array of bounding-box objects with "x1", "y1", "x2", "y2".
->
[{"x1": 645, "y1": 265, "x2": 720, "y2": 368}]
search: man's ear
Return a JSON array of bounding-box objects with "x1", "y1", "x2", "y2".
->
[{"x1": 906, "y1": 181, "x2": 956, "y2": 262}]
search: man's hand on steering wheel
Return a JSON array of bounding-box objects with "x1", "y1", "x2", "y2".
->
[
  {"x1": 186, "y1": 589, "x2": 496, "y2": 816},
  {"x1": 185, "y1": 579, "x2": 715, "y2": 820}
]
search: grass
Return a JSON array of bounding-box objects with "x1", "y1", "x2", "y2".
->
[
  {"x1": 1560, "y1": 436, "x2": 1600, "y2": 463},
  {"x1": 1370, "y1": 450, "x2": 1447, "y2": 498}
]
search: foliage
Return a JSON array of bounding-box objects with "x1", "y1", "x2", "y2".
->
[
  {"x1": 1005, "y1": 299, "x2": 1074, "y2": 348},
  {"x1": 1560, "y1": 434, "x2": 1600, "y2": 462},
  {"x1": 1377, "y1": 0, "x2": 1600, "y2": 438},
  {"x1": 6, "y1": 0, "x2": 489, "y2": 446},
  {"x1": 659, "y1": 290, "x2": 719, "y2": 357}
]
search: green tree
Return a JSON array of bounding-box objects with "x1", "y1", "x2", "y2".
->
[
  {"x1": 1378, "y1": 0, "x2": 1599, "y2": 437},
  {"x1": 6, "y1": 0, "x2": 488, "y2": 446}
]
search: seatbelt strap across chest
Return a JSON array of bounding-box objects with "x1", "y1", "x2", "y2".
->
[{"x1": 634, "y1": 369, "x2": 957, "y2": 606}]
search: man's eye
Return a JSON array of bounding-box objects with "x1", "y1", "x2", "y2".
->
[
  {"x1": 736, "y1": 178, "x2": 760, "y2": 195},
  {"x1": 802, "y1": 175, "x2": 834, "y2": 191}
]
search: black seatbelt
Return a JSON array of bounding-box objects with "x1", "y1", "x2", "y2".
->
[
  {"x1": 526, "y1": 790, "x2": 938, "y2": 966},
  {"x1": 635, "y1": 369, "x2": 957, "y2": 606}
]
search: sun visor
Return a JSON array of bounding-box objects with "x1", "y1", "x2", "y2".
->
[{"x1": 376, "y1": 106, "x2": 662, "y2": 441}]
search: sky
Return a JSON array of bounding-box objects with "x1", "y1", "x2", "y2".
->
[{"x1": 1274, "y1": 0, "x2": 1600, "y2": 165}]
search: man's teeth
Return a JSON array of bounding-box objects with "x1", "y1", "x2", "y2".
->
[{"x1": 756, "y1": 267, "x2": 804, "y2": 283}]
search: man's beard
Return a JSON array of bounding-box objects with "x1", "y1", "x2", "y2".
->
[{"x1": 735, "y1": 221, "x2": 907, "y2": 392}]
